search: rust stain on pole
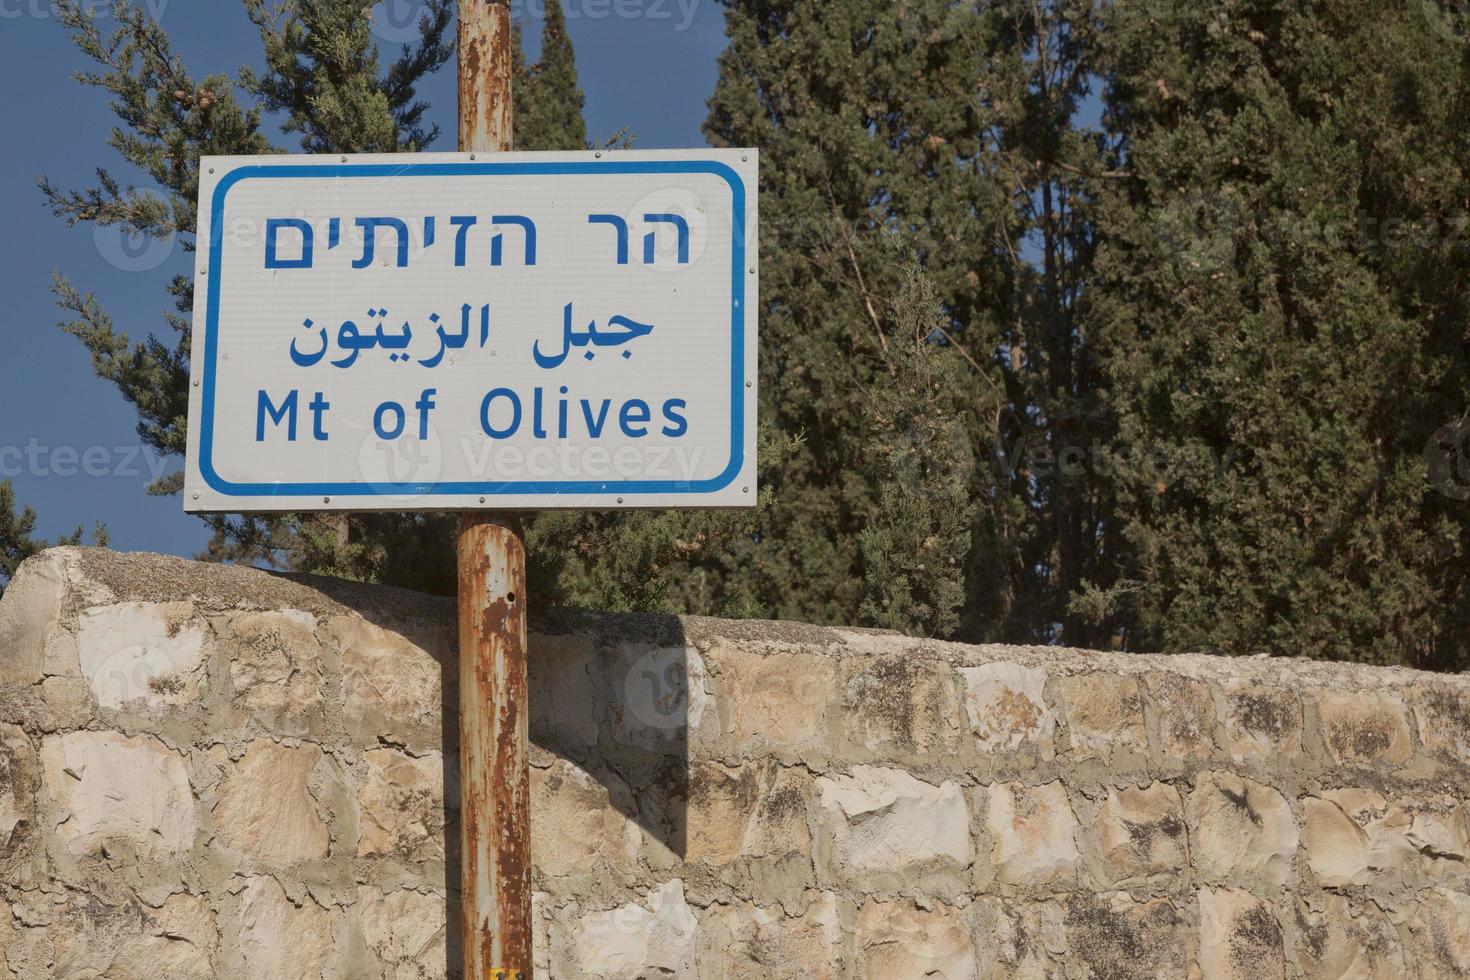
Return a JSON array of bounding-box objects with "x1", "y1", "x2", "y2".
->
[
  {"x1": 458, "y1": 515, "x2": 531, "y2": 977},
  {"x1": 458, "y1": 0, "x2": 513, "y2": 153},
  {"x1": 457, "y1": 3, "x2": 523, "y2": 976}
]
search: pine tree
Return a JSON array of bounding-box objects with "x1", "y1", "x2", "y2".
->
[
  {"x1": 0, "y1": 482, "x2": 44, "y2": 595},
  {"x1": 0, "y1": 481, "x2": 106, "y2": 597},
  {"x1": 43, "y1": 1, "x2": 461, "y2": 593},
  {"x1": 1088, "y1": 0, "x2": 1470, "y2": 668},
  {"x1": 513, "y1": 0, "x2": 586, "y2": 151}
]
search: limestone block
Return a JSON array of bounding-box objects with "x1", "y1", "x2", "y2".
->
[
  {"x1": 534, "y1": 890, "x2": 551, "y2": 980},
  {"x1": 356, "y1": 748, "x2": 445, "y2": 864},
  {"x1": 816, "y1": 766, "x2": 971, "y2": 877},
  {"x1": 40, "y1": 674, "x2": 93, "y2": 730},
  {"x1": 41, "y1": 730, "x2": 195, "y2": 858},
  {"x1": 358, "y1": 887, "x2": 446, "y2": 979},
  {"x1": 958, "y1": 662, "x2": 1055, "y2": 756},
  {"x1": 1407, "y1": 888, "x2": 1470, "y2": 979},
  {"x1": 334, "y1": 616, "x2": 444, "y2": 751},
  {"x1": 225, "y1": 610, "x2": 324, "y2": 730},
  {"x1": 717, "y1": 645, "x2": 835, "y2": 758},
  {"x1": 682, "y1": 760, "x2": 764, "y2": 866},
  {"x1": 1143, "y1": 672, "x2": 1217, "y2": 761},
  {"x1": 235, "y1": 876, "x2": 334, "y2": 980},
  {"x1": 529, "y1": 632, "x2": 600, "y2": 754},
  {"x1": 986, "y1": 780, "x2": 1081, "y2": 884},
  {"x1": 743, "y1": 764, "x2": 813, "y2": 863},
  {"x1": 1306, "y1": 788, "x2": 1467, "y2": 887},
  {"x1": 1290, "y1": 896, "x2": 1404, "y2": 980},
  {"x1": 1064, "y1": 893, "x2": 1189, "y2": 979},
  {"x1": 858, "y1": 899, "x2": 975, "y2": 980},
  {"x1": 1409, "y1": 682, "x2": 1470, "y2": 764},
  {"x1": 840, "y1": 655, "x2": 963, "y2": 754},
  {"x1": 609, "y1": 643, "x2": 708, "y2": 751},
  {"x1": 1198, "y1": 888, "x2": 1284, "y2": 980},
  {"x1": 50, "y1": 891, "x2": 217, "y2": 980},
  {"x1": 699, "y1": 892, "x2": 845, "y2": 980},
  {"x1": 572, "y1": 879, "x2": 698, "y2": 979},
  {"x1": 1060, "y1": 673, "x2": 1146, "y2": 763},
  {"x1": 531, "y1": 758, "x2": 638, "y2": 879},
  {"x1": 213, "y1": 740, "x2": 328, "y2": 868},
  {"x1": 1095, "y1": 782, "x2": 1188, "y2": 880},
  {"x1": 0, "y1": 551, "x2": 66, "y2": 688},
  {"x1": 1188, "y1": 772, "x2": 1297, "y2": 886},
  {"x1": 0, "y1": 724, "x2": 39, "y2": 859},
  {"x1": 1301, "y1": 795, "x2": 1373, "y2": 888},
  {"x1": 1406, "y1": 797, "x2": 1470, "y2": 874},
  {"x1": 0, "y1": 901, "x2": 11, "y2": 976},
  {"x1": 1315, "y1": 690, "x2": 1412, "y2": 766},
  {"x1": 992, "y1": 899, "x2": 1068, "y2": 979},
  {"x1": 1222, "y1": 681, "x2": 1303, "y2": 765},
  {"x1": 77, "y1": 601, "x2": 206, "y2": 709}
]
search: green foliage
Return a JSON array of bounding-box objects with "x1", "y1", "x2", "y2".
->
[
  {"x1": 0, "y1": 482, "x2": 44, "y2": 592},
  {"x1": 704, "y1": 0, "x2": 1016, "y2": 631},
  {"x1": 512, "y1": 0, "x2": 587, "y2": 151},
  {"x1": 40, "y1": 0, "x2": 1470, "y2": 668},
  {"x1": 43, "y1": 1, "x2": 755, "y2": 615},
  {"x1": 0, "y1": 481, "x2": 107, "y2": 597},
  {"x1": 241, "y1": 0, "x2": 453, "y2": 152},
  {"x1": 858, "y1": 265, "x2": 977, "y2": 637},
  {"x1": 1087, "y1": 0, "x2": 1470, "y2": 669},
  {"x1": 42, "y1": 1, "x2": 274, "y2": 486},
  {"x1": 702, "y1": 0, "x2": 1113, "y2": 641},
  {"x1": 42, "y1": 1, "x2": 463, "y2": 591}
]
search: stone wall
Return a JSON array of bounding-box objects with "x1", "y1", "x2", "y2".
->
[{"x1": 0, "y1": 548, "x2": 1467, "y2": 978}]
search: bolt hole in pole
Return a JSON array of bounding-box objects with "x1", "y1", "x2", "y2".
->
[{"x1": 455, "y1": 2, "x2": 529, "y2": 979}]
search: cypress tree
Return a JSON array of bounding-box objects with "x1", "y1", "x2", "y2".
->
[
  {"x1": 702, "y1": 0, "x2": 1113, "y2": 641},
  {"x1": 1089, "y1": 0, "x2": 1470, "y2": 668},
  {"x1": 703, "y1": 0, "x2": 1018, "y2": 634},
  {"x1": 513, "y1": 0, "x2": 587, "y2": 151}
]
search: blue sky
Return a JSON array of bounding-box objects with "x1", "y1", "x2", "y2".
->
[{"x1": 0, "y1": 0, "x2": 727, "y2": 560}]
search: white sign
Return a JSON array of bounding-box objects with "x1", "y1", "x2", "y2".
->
[{"x1": 183, "y1": 149, "x2": 758, "y2": 512}]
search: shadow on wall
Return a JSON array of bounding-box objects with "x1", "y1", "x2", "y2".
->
[{"x1": 300, "y1": 575, "x2": 693, "y2": 977}]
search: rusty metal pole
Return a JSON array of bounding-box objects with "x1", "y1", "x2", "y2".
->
[
  {"x1": 458, "y1": 0, "x2": 513, "y2": 155},
  {"x1": 455, "y1": 3, "x2": 529, "y2": 978}
]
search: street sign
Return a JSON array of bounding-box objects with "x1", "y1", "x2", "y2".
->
[{"x1": 183, "y1": 149, "x2": 758, "y2": 512}]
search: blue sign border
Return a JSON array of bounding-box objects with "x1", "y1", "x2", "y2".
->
[{"x1": 198, "y1": 160, "x2": 748, "y2": 498}]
